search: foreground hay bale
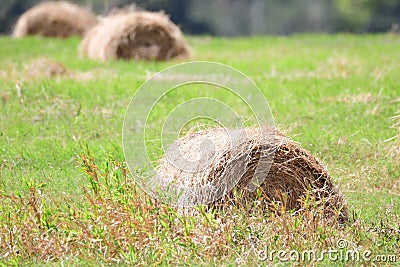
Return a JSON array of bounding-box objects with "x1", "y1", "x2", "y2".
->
[
  {"x1": 13, "y1": 1, "x2": 97, "y2": 38},
  {"x1": 80, "y1": 11, "x2": 190, "y2": 61},
  {"x1": 156, "y1": 127, "x2": 348, "y2": 222}
]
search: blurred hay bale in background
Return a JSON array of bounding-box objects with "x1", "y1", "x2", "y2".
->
[
  {"x1": 13, "y1": 1, "x2": 97, "y2": 38},
  {"x1": 80, "y1": 11, "x2": 190, "y2": 61},
  {"x1": 156, "y1": 127, "x2": 348, "y2": 222}
]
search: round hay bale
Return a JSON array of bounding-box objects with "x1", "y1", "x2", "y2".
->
[
  {"x1": 156, "y1": 127, "x2": 349, "y2": 222},
  {"x1": 13, "y1": 1, "x2": 97, "y2": 38},
  {"x1": 80, "y1": 11, "x2": 190, "y2": 61}
]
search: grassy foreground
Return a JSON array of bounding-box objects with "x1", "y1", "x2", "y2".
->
[{"x1": 0, "y1": 34, "x2": 399, "y2": 266}]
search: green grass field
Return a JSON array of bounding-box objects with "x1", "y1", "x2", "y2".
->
[{"x1": 0, "y1": 34, "x2": 399, "y2": 266}]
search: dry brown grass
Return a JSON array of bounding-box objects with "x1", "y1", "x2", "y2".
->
[
  {"x1": 0, "y1": 153, "x2": 398, "y2": 265},
  {"x1": 0, "y1": 58, "x2": 118, "y2": 84},
  {"x1": 0, "y1": 155, "x2": 234, "y2": 263},
  {"x1": 13, "y1": 1, "x2": 97, "y2": 38},
  {"x1": 0, "y1": 157, "x2": 320, "y2": 263},
  {"x1": 80, "y1": 11, "x2": 190, "y2": 61},
  {"x1": 156, "y1": 127, "x2": 348, "y2": 222},
  {"x1": 393, "y1": 98, "x2": 400, "y2": 152},
  {"x1": 322, "y1": 92, "x2": 378, "y2": 104},
  {"x1": 25, "y1": 58, "x2": 67, "y2": 78}
]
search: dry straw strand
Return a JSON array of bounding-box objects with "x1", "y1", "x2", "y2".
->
[
  {"x1": 393, "y1": 98, "x2": 400, "y2": 149},
  {"x1": 80, "y1": 11, "x2": 190, "y2": 61},
  {"x1": 13, "y1": 1, "x2": 97, "y2": 38},
  {"x1": 156, "y1": 127, "x2": 349, "y2": 222}
]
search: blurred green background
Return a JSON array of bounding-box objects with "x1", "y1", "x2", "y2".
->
[{"x1": 1, "y1": 0, "x2": 400, "y2": 36}]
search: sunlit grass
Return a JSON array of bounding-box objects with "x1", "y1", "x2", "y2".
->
[{"x1": 0, "y1": 34, "x2": 399, "y2": 265}]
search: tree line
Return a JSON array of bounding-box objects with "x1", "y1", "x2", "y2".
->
[{"x1": 1, "y1": 0, "x2": 399, "y2": 35}]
